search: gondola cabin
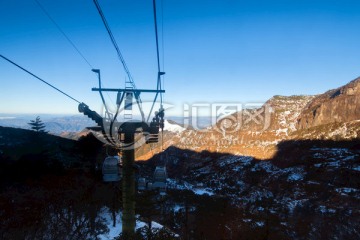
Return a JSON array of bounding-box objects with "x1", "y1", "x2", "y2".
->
[
  {"x1": 152, "y1": 166, "x2": 167, "y2": 194},
  {"x1": 102, "y1": 156, "x2": 122, "y2": 182},
  {"x1": 138, "y1": 177, "x2": 146, "y2": 191}
]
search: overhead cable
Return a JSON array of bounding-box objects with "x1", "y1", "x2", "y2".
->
[
  {"x1": 93, "y1": 0, "x2": 136, "y2": 89},
  {"x1": 34, "y1": 0, "x2": 93, "y2": 69},
  {"x1": 0, "y1": 54, "x2": 81, "y2": 104}
]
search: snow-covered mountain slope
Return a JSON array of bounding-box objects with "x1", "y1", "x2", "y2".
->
[
  {"x1": 163, "y1": 119, "x2": 186, "y2": 133},
  {"x1": 142, "y1": 139, "x2": 360, "y2": 239},
  {"x1": 98, "y1": 207, "x2": 175, "y2": 240}
]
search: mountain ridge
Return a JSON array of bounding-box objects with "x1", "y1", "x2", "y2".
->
[{"x1": 137, "y1": 77, "x2": 360, "y2": 160}]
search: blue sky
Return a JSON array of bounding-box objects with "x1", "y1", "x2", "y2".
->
[{"x1": 1, "y1": 0, "x2": 360, "y2": 116}]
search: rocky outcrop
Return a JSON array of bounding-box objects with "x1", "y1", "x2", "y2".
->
[
  {"x1": 136, "y1": 77, "x2": 360, "y2": 160},
  {"x1": 297, "y1": 77, "x2": 360, "y2": 129}
]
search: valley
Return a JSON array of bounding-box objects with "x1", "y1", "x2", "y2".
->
[{"x1": 1, "y1": 77, "x2": 359, "y2": 239}]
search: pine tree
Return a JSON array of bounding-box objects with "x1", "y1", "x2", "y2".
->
[{"x1": 28, "y1": 116, "x2": 48, "y2": 133}]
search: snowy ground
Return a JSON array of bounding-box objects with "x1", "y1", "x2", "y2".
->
[
  {"x1": 167, "y1": 178, "x2": 214, "y2": 196},
  {"x1": 98, "y1": 208, "x2": 164, "y2": 240},
  {"x1": 164, "y1": 120, "x2": 186, "y2": 133}
]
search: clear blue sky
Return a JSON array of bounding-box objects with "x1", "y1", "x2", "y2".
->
[{"x1": 1, "y1": 0, "x2": 360, "y2": 116}]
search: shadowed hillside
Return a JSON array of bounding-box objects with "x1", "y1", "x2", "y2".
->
[
  {"x1": 138, "y1": 139, "x2": 360, "y2": 239},
  {"x1": 1, "y1": 124, "x2": 359, "y2": 239},
  {"x1": 0, "y1": 126, "x2": 105, "y2": 184}
]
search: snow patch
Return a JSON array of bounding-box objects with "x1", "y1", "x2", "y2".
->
[
  {"x1": 164, "y1": 120, "x2": 186, "y2": 133},
  {"x1": 335, "y1": 188, "x2": 358, "y2": 195},
  {"x1": 353, "y1": 166, "x2": 360, "y2": 171},
  {"x1": 255, "y1": 221, "x2": 265, "y2": 227},
  {"x1": 193, "y1": 188, "x2": 214, "y2": 196},
  {"x1": 319, "y1": 205, "x2": 336, "y2": 214},
  {"x1": 287, "y1": 173, "x2": 303, "y2": 181},
  {"x1": 98, "y1": 207, "x2": 165, "y2": 240},
  {"x1": 275, "y1": 128, "x2": 288, "y2": 136},
  {"x1": 287, "y1": 199, "x2": 307, "y2": 213}
]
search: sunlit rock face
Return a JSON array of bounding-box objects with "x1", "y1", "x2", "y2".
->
[{"x1": 297, "y1": 77, "x2": 360, "y2": 129}]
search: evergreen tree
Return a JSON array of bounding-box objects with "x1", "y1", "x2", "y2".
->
[{"x1": 28, "y1": 116, "x2": 48, "y2": 133}]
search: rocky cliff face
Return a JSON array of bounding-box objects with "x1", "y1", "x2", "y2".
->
[
  {"x1": 137, "y1": 77, "x2": 360, "y2": 160},
  {"x1": 297, "y1": 77, "x2": 360, "y2": 129}
]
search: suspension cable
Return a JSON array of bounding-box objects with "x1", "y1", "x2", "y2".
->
[
  {"x1": 153, "y1": 0, "x2": 161, "y2": 74},
  {"x1": 153, "y1": 0, "x2": 164, "y2": 104},
  {"x1": 34, "y1": 0, "x2": 93, "y2": 69},
  {"x1": 34, "y1": 0, "x2": 115, "y2": 106},
  {"x1": 93, "y1": 0, "x2": 136, "y2": 89},
  {"x1": 153, "y1": 0, "x2": 165, "y2": 152},
  {"x1": 0, "y1": 54, "x2": 81, "y2": 104},
  {"x1": 161, "y1": 0, "x2": 165, "y2": 71},
  {"x1": 161, "y1": 0, "x2": 165, "y2": 104}
]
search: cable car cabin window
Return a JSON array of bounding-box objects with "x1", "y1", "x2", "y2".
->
[{"x1": 102, "y1": 156, "x2": 121, "y2": 182}]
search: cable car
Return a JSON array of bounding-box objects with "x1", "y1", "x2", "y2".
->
[
  {"x1": 152, "y1": 166, "x2": 167, "y2": 195},
  {"x1": 138, "y1": 177, "x2": 146, "y2": 191},
  {"x1": 102, "y1": 156, "x2": 122, "y2": 182}
]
